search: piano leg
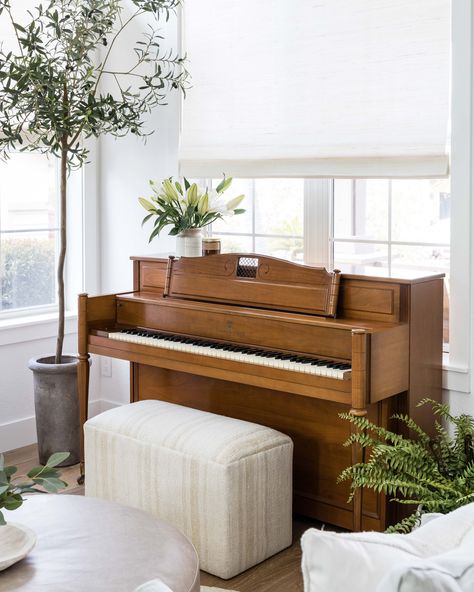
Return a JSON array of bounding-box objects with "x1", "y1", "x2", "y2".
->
[
  {"x1": 350, "y1": 329, "x2": 370, "y2": 531},
  {"x1": 78, "y1": 293, "x2": 90, "y2": 484}
]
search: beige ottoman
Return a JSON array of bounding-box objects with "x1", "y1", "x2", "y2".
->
[{"x1": 85, "y1": 400, "x2": 293, "y2": 579}]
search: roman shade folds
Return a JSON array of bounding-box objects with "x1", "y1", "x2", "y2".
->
[{"x1": 179, "y1": 0, "x2": 450, "y2": 179}]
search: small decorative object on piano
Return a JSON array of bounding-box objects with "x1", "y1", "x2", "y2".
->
[
  {"x1": 202, "y1": 238, "x2": 221, "y2": 256},
  {"x1": 138, "y1": 177, "x2": 245, "y2": 257}
]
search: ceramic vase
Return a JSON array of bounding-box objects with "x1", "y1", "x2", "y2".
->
[
  {"x1": 176, "y1": 229, "x2": 203, "y2": 257},
  {"x1": 28, "y1": 355, "x2": 81, "y2": 466}
]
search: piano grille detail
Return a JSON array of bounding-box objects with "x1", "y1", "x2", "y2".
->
[{"x1": 237, "y1": 257, "x2": 258, "y2": 278}]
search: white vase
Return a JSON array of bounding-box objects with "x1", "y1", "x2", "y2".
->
[{"x1": 176, "y1": 229, "x2": 202, "y2": 257}]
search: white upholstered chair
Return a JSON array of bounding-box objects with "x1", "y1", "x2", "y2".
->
[{"x1": 301, "y1": 503, "x2": 474, "y2": 592}]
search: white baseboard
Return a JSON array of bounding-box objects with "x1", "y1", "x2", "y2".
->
[
  {"x1": 88, "y1": 399, "x2": 103, "y2": 418},
  {"x1": 98, "y1": 399, "x2": 122, "y2": 413},
  {"x1": 1, "y1": 398, "x2": 124, "y2": 453},
  {"x1": 0, "y1": 416, "x2": 37, "y2": 453}
]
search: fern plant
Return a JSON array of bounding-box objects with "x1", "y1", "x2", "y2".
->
[{"x1": 338, "y1": 399, "x2": 474, "y2": 533}]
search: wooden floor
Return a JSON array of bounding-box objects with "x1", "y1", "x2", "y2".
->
[{"x1": 4, "y1": 444, "x2": 329, "y2": 592}]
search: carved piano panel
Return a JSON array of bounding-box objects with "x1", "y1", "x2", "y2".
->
[{"x1": 78, "y1": 254, "x2": 444, "y2": 532}]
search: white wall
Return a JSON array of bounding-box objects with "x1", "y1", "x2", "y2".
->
[
  {"x1": 0, "y1": 318, "x2": 101, "y2": 452},
  {"x1": 442, "y1": 0, "x2": 474, "y2": 419},
  {"x1": 97, "y1": 8, "x2": 180, "y2": 406}
]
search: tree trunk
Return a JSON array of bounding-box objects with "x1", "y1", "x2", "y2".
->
[{"x1": 55, "y1": 140, "x2": 68, "y2": 364}]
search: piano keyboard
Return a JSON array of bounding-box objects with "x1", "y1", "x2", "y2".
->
[{"x1": 108, "y1": 329, "x2": 352, "y2": 380}]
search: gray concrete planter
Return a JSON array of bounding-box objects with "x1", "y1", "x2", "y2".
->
[{"x1": 28, "y1": 355, "x2": 80, "y2": 466}]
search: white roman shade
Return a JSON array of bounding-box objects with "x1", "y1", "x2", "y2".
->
[{"x1": 179, "y1": 0, "x2": 450, "y2": 179}]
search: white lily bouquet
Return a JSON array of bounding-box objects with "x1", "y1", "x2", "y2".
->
[{"x1": 139, "y1": 176, "x2": 245, "y2": 242}]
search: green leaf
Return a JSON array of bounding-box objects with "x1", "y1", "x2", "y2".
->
[
  {"x1": 27, "y1": 466, "x2": 45, "y2": 479},
  {"x1": 34, "y1": 477, "x2": 67, "y2": 493},
  {"x1": 0, "y1": 455, "x2": 4, "y2": 472},
  {"x1": 148, "y1": 225, "x2": 162, "y2": 243},
  {"x1": 216, "y1": 176, "x2": 232, "y2": 193},
  {"x1": 0, "y1": 511, "x2": 5, "y2": 526},
  {"x1": 2, "y1": 494, "x2": 22, "y2": 511},
  {"x1": 45, "y1": 452, "x2": 70, "y2": 468},
  {"x1": 141, "y1": 213, "x2": 154, "y2": 227},
  {"x1": 0, "y1": 484, "x2": 9, "y2": 495},
  {"x1": 4, "y1": 466, "x2": 17, "y2": 479}
]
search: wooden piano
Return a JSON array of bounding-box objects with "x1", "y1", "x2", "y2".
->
[{"x1": 78, "y1": 253, "x2": 443, "y2": 531}]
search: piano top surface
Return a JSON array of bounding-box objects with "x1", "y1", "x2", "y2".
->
[{"x1": 116, "y1": 290, "x2": 406, "y2": 333}]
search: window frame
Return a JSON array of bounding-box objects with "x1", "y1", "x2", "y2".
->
[
  {"x1": 205, "y1": 178, "x2": 305, "y2": 257},
  {"x1": 0, "y1": 137, "x2": 99, "y2": 336}
]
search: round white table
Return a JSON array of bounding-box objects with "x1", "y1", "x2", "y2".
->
[{"x1": 0, "y1": 495, "x2": 200, "y2": 592}]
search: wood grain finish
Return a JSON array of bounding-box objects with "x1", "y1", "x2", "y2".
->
[
  {"x1": 77, "y1": 293, "x2": 90, "y2": 474},
  {"x1": 164, "y1": 254, "x2": 341, "y2": 317},
  {"x1": 78, "y1": 255, "x2": 444, "y2": 532},
  {"x1": 339, "y1": 280, "x2": 401, "y2": 322},
  {"x1": 133, "y1": 364, "x2": 390, "y2": 531}
]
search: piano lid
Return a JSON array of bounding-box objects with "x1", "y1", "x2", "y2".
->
[{"x1": 163, "y1": 253, "x2": 341, "y2": 317}]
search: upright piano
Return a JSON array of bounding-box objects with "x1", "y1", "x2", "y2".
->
[{"x1": 78, "y1": 253, "x2": 443, "y2": 531}]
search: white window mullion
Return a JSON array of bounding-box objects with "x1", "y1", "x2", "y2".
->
[{"x1": 304, "y1": 179, "x2": 332, "y2": 268}]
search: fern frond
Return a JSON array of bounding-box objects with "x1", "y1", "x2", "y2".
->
[
  {"x1": 391, "y1": 413, "x2": 431, "y2": 444},
  {"x1": 385, "y1": 512, "x2": 421, "y2": 534},
  {"x1": 418, "y1": 398, "x2": 454, "y2": 422},
  {"x1": 339, "y1": 400, "x2": 474, "y2": 533}
]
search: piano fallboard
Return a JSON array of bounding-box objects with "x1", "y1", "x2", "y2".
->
[{"x1": 87, "y1": 291, "x2": 410, "y2": 405}]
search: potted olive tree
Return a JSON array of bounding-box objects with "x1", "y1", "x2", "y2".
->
[{"x1": 0, "y1": 0, "x2": 188, "y2": 464}]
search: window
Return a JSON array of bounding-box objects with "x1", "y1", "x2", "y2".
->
[
  {"x1": 208, "y1": 179, "x2": 304, "y2": 262},
  {"x1": 0, "y1": 152, "x2": 59, "y2": 316},
  {"x1": 205, "y1": 176, "x2": 451, "y2": 344},
  {"x1": 332, "y1": 179, "x2": 450, "y2": 345}
]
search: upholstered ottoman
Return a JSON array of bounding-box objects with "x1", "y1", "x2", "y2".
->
[{"x1": 85, "y1": 400, "x2": 293, "y2": 579}]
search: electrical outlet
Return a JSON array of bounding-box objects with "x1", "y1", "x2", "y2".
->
[{"x1": 101, "y1": 358, "x2": 112, "y2": 377}]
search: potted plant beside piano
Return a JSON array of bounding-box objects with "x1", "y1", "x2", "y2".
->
[
  {"x1": 338, "y1": 399, "x2": 474, "y2": 532},
  {"x1": 0, "y1": 0, "x2": 188, "y2": 465}
]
